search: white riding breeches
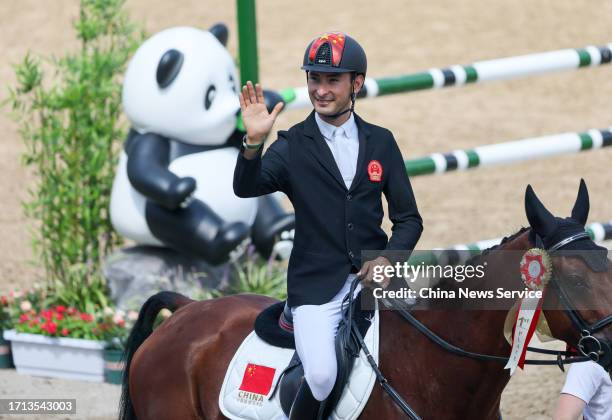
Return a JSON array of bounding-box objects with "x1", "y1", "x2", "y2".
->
[{"x1": 291, "y1": 274, "x2": 362, "y2": 401}]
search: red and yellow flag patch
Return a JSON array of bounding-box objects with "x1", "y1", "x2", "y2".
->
[{"x1": 238, "y1": 363, "x2": 276, "y2": 395}]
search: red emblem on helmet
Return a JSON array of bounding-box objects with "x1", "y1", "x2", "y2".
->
[
  {"x1": 368, "y1": 160, "x2": 383, "y2": 182},
  {"x1": 308, "y1": 32, "x2": 346, "y2": 66}
]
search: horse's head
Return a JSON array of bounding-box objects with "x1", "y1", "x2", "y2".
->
[{"x1": 525, "y1": 179, "x2": 612, "y2": 375}]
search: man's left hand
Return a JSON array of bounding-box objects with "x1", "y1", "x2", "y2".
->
[{"x1": 358, "y1": 256, "x2": 393, "y2": 289}]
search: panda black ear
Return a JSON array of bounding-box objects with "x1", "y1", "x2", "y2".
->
[
  {"x1": 209, "y1": 23, "x2": 229, "y2": 46},
  {"x1": 157, "y1": 49, "x2": 184, "y2": 88}
]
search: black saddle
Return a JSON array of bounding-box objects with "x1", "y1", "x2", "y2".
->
[{"x1": 254, "y1": 286, "x2": 374, "y2": 419}]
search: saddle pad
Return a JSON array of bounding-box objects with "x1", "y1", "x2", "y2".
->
[{"x1": 219, "y1": 310, "x2": 379, "y2": 420}]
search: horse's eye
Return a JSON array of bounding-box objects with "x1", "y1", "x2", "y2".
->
[{"x1": 567, "y1": 275, "x2": 590, "y2": 290}]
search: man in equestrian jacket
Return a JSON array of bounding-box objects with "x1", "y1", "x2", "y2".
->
[{"x1": 234, "y1": 32, "x2": 423, "y2": 419}]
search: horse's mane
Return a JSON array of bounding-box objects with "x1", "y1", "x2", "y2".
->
[{"x1": 479, "y1": 226, "x2": 531, "y2": 256}]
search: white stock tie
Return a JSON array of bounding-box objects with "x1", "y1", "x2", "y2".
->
[{"x1": 331, "y1": 128, "x2": 354, "y2": 189}]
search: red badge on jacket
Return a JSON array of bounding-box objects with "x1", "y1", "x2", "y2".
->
[{"x1": 368, "y1": 160, "x2": 383, "y2": 182}]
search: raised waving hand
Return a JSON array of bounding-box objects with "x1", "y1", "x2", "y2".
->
[{"x1": 239, "y1": 81, "x2": 284, "y2": 145}]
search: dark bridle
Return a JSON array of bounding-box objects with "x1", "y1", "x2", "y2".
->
[{"x1": 538, "y1": 231, "x2": 612, "y2": 370}]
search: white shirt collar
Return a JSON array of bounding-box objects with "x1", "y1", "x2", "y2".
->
[{"x1": 315, "y1": 112, "x2": 357, "y2": 140}]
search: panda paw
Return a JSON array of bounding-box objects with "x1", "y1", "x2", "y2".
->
[
  {"x1": 271, "y1": 228, "x2": 294, "y2": 260},
  {"x1": 179, "y1": 194, "x2": 195, "y2": 208},
  {"x1": 168, "y1": 177, "x2": 196, "y2": 209}
]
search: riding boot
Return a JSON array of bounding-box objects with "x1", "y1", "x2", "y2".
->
[{"x1": 288, "y1": 380, "x2": 324, "y2": 420}]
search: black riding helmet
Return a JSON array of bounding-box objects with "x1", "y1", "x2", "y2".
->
[
  {"x1": 302, "y1": 32, "x2": 367, "y2": 119},
  {"x1": 301, "y1": 32, "x2": 367, "y2": 76}
]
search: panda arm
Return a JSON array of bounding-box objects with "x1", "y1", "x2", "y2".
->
[
  {"x1": 127, "y1": 132, "x2": 196, "y2": 210},
  {"x1": 233, "y1": 132, "x2": 290, "y2": 198}
]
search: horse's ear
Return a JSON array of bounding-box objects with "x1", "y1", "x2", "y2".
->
[
  {"x1": 209, "y1": 23, "x2": 229, "y2": 46},
  {"x1": 570, "y1": 178, "x2": 590, "y2": 226},
  {"x1": 525, "y1": 184, "x2": 557, "y2": 237}
]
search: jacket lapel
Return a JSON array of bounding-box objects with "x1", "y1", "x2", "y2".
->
[
  {"x1": 303, "y1": 111, "x2": 347, "y2": 191},
  {"x1": 349, "y1": 113, "x2": 372, "y2": 193}
]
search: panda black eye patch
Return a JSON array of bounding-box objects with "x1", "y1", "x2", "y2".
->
[
  {"x1": 204, "y1": 85, "x2": 217, "y2": 110},
  {"x1": 156, "y1": 49, "x2": 184, "y2": 88}
]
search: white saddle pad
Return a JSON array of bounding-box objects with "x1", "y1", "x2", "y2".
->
[{"x1": 219, "y1": 310, "x2": 379, "y2": 420}]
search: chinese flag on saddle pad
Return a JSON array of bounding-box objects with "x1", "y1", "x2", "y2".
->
[{"x1": 238, "y1": 363, "x2": 276, "y2": 395}]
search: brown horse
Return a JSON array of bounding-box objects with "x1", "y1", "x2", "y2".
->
[{"x1": 119, "y1": 181, "x2": 612, "y2": 420}]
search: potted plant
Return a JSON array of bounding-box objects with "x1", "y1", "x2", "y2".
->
[
  {"x1": 0, "y1": 286, "x2": 48, "y2": 369},
  {"x1": 4, "y1": 304, "x2": 105, "y2": 381},
  {"x1": 4, "y1": 304, "x2": 104, "y2": 381},
  {"x1": 3, "y1": 301, "x2": 134, "y2": 382},
  {"x1": 2, "y1": 272, "x2": 132, "y2": 382}
]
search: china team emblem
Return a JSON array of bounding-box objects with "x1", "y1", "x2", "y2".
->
[{"x1": 368, "y1": 160, "x2": 383, "y2": 182}]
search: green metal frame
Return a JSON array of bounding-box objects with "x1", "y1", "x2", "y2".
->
[{"x1": 236, "y1": 0, "x2": 259, "y2": 86}]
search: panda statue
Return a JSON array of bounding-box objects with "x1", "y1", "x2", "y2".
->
[{"x1": 110, "y1": 24, "x2": 294, "y2": 265}]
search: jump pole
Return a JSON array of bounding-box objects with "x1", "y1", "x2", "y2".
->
[
  {"x1": 405, "y1": 127, "x2": 612, "y2": 177},
  {"x1": 280, "y1": 43, "x2": 612, "y2": 109},
  {"x1": 406, "y1": 221, "x2": 612, "y2": 267}
]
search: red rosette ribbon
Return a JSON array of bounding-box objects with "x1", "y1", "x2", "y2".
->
[{"x1": 520, "y1": 248, "x2": 552, "y2": 291}]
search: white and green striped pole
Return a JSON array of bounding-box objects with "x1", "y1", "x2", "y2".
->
[
  {"x1": 405, "y1": 127, "x2": 612, "y2": 177},
  {"x1": 444, "y1": 221, "x2": 612, "y2": 253},
  {"x1": 280, "y1": 43, "x2": 612, "y2": 109},
  {"x1": 407, "y1": 221, "x2": 612, "y2": 266}
]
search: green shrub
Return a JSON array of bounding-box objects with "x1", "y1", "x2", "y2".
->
[
  {"x1": 225, "y1": 252, "x2": 287, "y2": 300},
  {"x1": 46, "y1": 263, "x2": 110, "y2": 314},
  {"x1": 6, "y1": 0, "x2": 142, "y2": 285}
]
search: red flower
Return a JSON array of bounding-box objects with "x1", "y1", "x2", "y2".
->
[
  {"x1": 19, "y1": 314, "x2": 29, "y2": 324},
  {"x1": 117, "y1": 319, "x2": 125, "y2": 328},
  {"x1": 46, "y1": 322, "x2": 57, "y2": 335},
  {"x1": 67, "y1": 307, "x2": 77, "y2": 315},
  {"x1": 56, "y1": 305, "x2": 66, "y2": 313},
  {"x1": 0, "y1": 295, "x2": 7, "y2": 306},
  {"x1": 61, "y1": 328, "x2": 69, "y2": 336},
  {"x1": 55, "y1": 313, "x2": 64, "y2": 320},
  {"x1": 41, "y1": 310, "x2": 53, "y2": 321},
  {"x1": 80, "y1": 313, "x2": 93, "y2": 322},
  {"x1": 40, "y1": 321, "x2": 57, "y2": 335}
]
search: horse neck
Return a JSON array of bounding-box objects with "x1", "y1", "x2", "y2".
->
[
  {"x1": 454, "y1": 230, "x2": 534, "y2": 409},
  {"x1": 397, "y1": 229, "x2": 533, "y2": 416},
  {"x1": 456, "y1": 229, "x2": 533, "y2": 348}
]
